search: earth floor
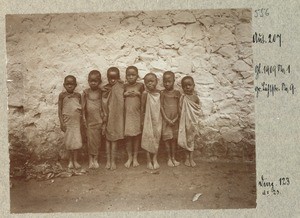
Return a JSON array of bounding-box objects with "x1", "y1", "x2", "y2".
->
[{"x1": 10, "y1": 157, "x2": 256, "y2": 213}]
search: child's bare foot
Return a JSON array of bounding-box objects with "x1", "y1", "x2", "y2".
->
[
  {"x1": 110, "y1": 162, "x2": 116, "y2": 170},
  {"x1": 190, "y1": 159, "x2": 196, "y2": 167},
  {"x1": 74, "y1": 162, "x2": 81, "y2": 169},
  {"x1": 153, "y1": 160, "x2": 160, "y2": 170},
  {"x1": 184, "y1": 159, "x2": 191, "y2": 167},
  {"x1": 132, "y1": 159, "x2": 139, "y2": 167},
  {"x1": 105, "y1": 162, "x2": 111, "y2": 170},
  {"x1": 94, "y1": 160, "x2": 99, "y2": 169},
  {"x1": 89, "y1": 159, "x2": 94, "y2": 169},
  {"x1": 167, "y1": 159, "x2": 174, "y2": 167},
  {"x1": 172, "y1": 159, "x2": 180, "y2": 166},
  {"x1": 68, "y1": 162, "x2": 74, "y2": 169},
  {"x1": 124, "y1": 158, "x2": 132, "y2": 168},
  {"x1": 147, "y1": 162, "x2": 154, "y2": 170}
]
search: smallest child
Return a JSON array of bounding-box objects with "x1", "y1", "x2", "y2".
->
[
  {"x1": 58, "y1": 75, "x2": 83, "y2": 169},
  {"x1": 178, "y1": 76, "x2": 202, "y2": 167}
]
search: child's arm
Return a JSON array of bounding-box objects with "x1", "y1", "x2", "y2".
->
[
  {"x1": 58, "y1": 92, "x2": 66, "y2": 132},
  {"x1": 171, "y1": 90, "x2": 181, "y2": 123},
  {"x1": 99, "y1": 89, "x2": 106, "y2": 123},
  {"x1": 179, "y1": 94, "x2": 184, "y2": 117},
  {"x1": 81, "y1": 90, "x2": 87, "y2": 128},
  {"x1": 140, "y1": 92, "x2": 147, "y2": 127},
  {"x1": 160, "y1": 92, "x2": 173, "y2": 125}
]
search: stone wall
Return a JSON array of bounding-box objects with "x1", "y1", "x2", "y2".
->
[{"x1": 6, "y1": 9, "x2": 254, "y2": 165}]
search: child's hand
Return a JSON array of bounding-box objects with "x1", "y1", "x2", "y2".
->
[
  {"x1": 101, "y1": 124, "x2": 106, "y2": 135},
  {"x1": 102, "y1": 115, "x2": 107, "y2": 123},
  {"x1": 83, "y1": 119, "x2": 87, "y2": 129},
  {"x1": 166, "y1": 118, "x2": 174, "y2": 126},
  {"x1": 60, "y1": 123, "x2": 66, "y2": 132}
]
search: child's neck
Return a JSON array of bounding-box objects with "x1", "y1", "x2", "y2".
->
[
  {"x1": 148, "y1": 88, "x2": 158, "y2": 93},
  {"x1": 165, "y1": 88, "x2": 174, "y2": 91}
]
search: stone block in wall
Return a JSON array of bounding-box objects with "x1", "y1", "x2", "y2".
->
[
  {"x1": 194, "y1": 72, "x2": 215, "y2": 85},
  {"x1": 238, "y1": 9, "x2": 252, "y2": 23},
  {"x1": 232, "y1": 60, "x2": 252, "y2": 72},
  {"x1": 210, "y1": 55, "x2": 231, "y2": 71},
  {"x1": 152, "y1": 15, "x2": 172, "y2": 27},
  {"x1": 240, "y1": 71, "x2": 253, "y2": 79},
  {"x1": 210, "y1": 89, "x2": 227, "y2": 102},
  {"x1": 217, "y1": 45, "x2": 237, "y2": 59},
  {"x1": 185, "y1": 23, "x2": 205, "y2": 42},
  {"x1": 199, "y1": 97, "x2": 214, "y2": 116},
  {"x1": 214, "y1": 72, "x2": 231, "y2": 86},
  {"x1": 159, "y1": 25, "x2": 185, "y2": 46},
  {"x1": 198, "y1": 16, "x2": 214, "y2": 28},
  {"x1": 220, "y1": 126, "x2": 243, "y2": 143},
  {"x1": 150, "y1": 59, "x2": 169, "y2": 72},
  {"x1": 134, "y1": 62, "x2": 149, "y2": 78},
  {"x1": 172, "y1": 11, "x2": 196, "y2": 24},
  {"x1": 235, "y1": 23, "x2": 252, "y2": 43},
  {"x1": 209, "y1": 26, "x2": 235, "y2": 45},
  {"x1": 171, "y1": 56, "x2": 193, "y2": 74},
  {"x1": 218, "y1": 98, "x2": 239, "y2": 114}
]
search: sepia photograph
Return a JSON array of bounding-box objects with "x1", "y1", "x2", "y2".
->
[{"x1": 6, "y1": 9, "x2": 255, "y2": 213}]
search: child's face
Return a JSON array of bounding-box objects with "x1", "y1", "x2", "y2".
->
[
  {"x1": 163, "y1": 74, "x2": 174, "y2": 91},
  {"x1": 126, "y1": 69, "x2": 138, "y2": 85},
  {"x1": 182, "y1": 78, "x2": 195, "y2": 95},
  {"x1": 107, "y1": 71, "x2": 119, "y2": 85},
  {"x1": 88, "y1": 74, "x2": 101, "y2": 90},
  {"x1": 144, "y1": 75, "x2": 157, "y2": 91},
  {"x1": 64, "y1": 77, "x2": 77, "y2": 93}
]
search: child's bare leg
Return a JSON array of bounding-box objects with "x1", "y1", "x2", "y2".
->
[
  {"x1": 68, "y1": 151, "x2": 74, "y2": 169},
  {"x1": 105, "y1": 140, "x2": 111, "y2": 169},
  {"x1": 94, "y1": 155, "x2": 99, "y2": 168},
  {"x1": 184, "y1": 150, "x2": 191, "y2": 166},
  {"x1": 73, "y1": 150, "x2": 81, "y2": 169},
  {"x1": 146, "y1": 152, "x2": 153, "y2": 170},
  {"x1": 165, "y1": 140, "x2": 174, "y2": 167},
  {"x1": 89, "y1": 155, "x2": 94, "y2": 169},
  {"x1": 132, "y1": 136, "x2": 140, "y2": 167},
  {"x1": 153, "y1": 153, "x2": 160, "y2": 170},
  {"x1": 124, "y1": 137, "x2": 133, "y2": 168},
  {"x1": 171, "y1": 140, "x2": 180, "y2": 166},
  {"x1": 189, "y1": 151, "x2": 196, "y2": 167},
  {"x1": 110, "y1": 141, "x2": 117, "y2": 170}
]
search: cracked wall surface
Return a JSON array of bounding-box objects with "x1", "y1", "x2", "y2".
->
[{"x1": 6, "y1": 9, "x2": 254, "y2": 165}]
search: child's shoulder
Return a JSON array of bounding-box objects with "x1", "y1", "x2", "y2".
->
[
  {"x1": 73, "y1": 92, "x2": 81, "y2": 99},
  {"x1": 83, "y1": 88, "x2": 90, "y2": 94},
  {"x1": 59, "y1": 91, "x2": 68, "y2": 99}
]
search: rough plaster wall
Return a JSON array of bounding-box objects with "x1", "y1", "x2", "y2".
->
[{"x1": 6, "y1": 9, "x2": 254, "y2": 164}]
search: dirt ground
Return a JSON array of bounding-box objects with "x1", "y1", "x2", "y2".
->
[{"x1": 10, "y1": 157, "x2": 256, "y2": 213}]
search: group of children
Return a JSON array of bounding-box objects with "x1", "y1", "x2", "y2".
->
[{"x1": 58, "y1": 66, "x2": 202, "y2": 170}]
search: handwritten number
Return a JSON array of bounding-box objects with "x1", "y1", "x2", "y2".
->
[{"x1": 254, "y1": 8, "x2": 269, "y2": 18}]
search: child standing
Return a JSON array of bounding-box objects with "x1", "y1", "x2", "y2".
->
[
  {"x1": 82, "y1": 70, "x2": 103, "y2": 169},
  {"x1": 160, "y1": 71, "x2": 181, "y2": 167},
  {"x1": 124, "y1": 66, "x2": 145, "y2": 168},
  {"x1": 141, "y1": 73, "x2": 162, "y2": 170},
  {"x1": 102, "y1": 67, "x2": 124, "y2": 170},
  {"x1": 58, "y1": 75, "x2": 82, "y2": 169},
  {"x1": 178, "y1": 76, "x2": 202, "y2": 167}
]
